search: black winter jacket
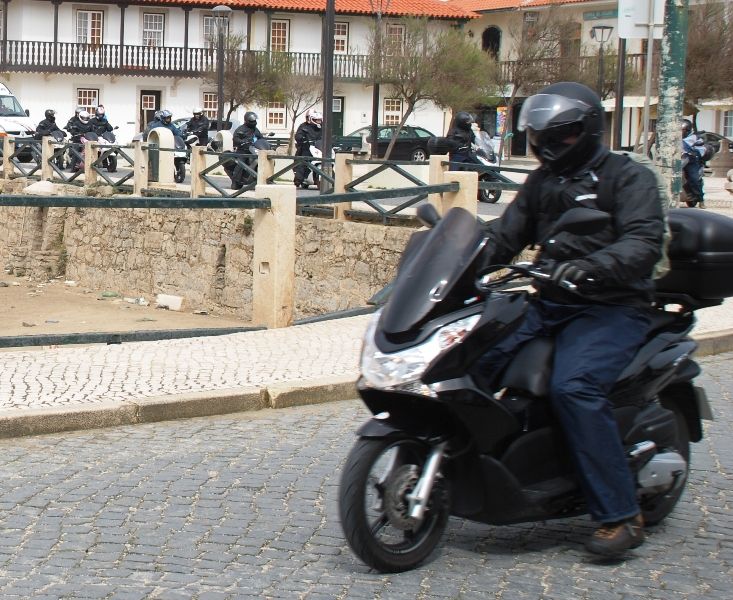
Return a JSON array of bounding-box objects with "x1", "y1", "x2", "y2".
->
[
  {"x1": 294, "y1": 122, "x2": 322, "y2": 151},
  {"x1": 483, "y1": 148, "x2": 665, "y2": 307},
  {"x1": 34, "y1": 118, "x2": 66, "y2": 140},
  {"x1": 446, "y1": 126, "x2": 474, "y2": 154},
  {"x1": 233, "y1": 124, "x2": 264, "y2": 151}
]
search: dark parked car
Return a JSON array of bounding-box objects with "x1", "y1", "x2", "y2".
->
[{"x1": 334, "y1": 125, "x2": 436, "y2": 161}]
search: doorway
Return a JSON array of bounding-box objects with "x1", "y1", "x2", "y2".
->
[
  {"x1": 332, "y1": 96, "x2": 345, "y2": 136},
  {"x1": 139, "y1": 90, "x2": 161, "y2": 132}
]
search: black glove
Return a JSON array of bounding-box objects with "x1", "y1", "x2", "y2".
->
[{"x1": 551, "y1": 260, "x2": 592, "y2": 287}]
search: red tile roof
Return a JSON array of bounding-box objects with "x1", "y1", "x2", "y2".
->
[
  {"x1": 445, "y1": 0, "x2": 597, "y2": 11},
  {"x1": 136, "y1": 0, "x2": 477, "y2": 20}
]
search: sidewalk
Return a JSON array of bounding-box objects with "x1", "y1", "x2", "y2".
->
[{"x1": 0, "y1": 296, "x2": 732, "y2": 439}]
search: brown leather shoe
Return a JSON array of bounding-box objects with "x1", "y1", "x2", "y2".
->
[{"x1": 585, "y1": 514, "x2": 644, "y2": 557}]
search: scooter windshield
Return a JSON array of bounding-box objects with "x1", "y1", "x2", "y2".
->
[{"x1": 380, "y1": 207, "x2": 485, "y2": 339}]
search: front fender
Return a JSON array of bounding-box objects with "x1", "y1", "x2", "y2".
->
[{"x1": 356, "y1": 417, "x2": 405, "y2": 439}]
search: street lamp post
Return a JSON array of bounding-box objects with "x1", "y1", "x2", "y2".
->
[
  {"x1": 591, "y1": 24, "x2": 614, "y2": 98},
  {"x1": 213, "y1": 4, "x2": 232, "y2": 132}
]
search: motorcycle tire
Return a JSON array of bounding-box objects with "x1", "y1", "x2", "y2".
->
[
  {"x1": 639, "y1": 402, "x2": 690, "y2": 525},
  {"x1": 479, "y1": 174, "x2": 501, "y2": 203},
  {"x1": 174, "y1": 160, "x2": 186, "y2": 184},
  {"x1": 339, "y1": 436, "x2": 450, "y2": 573},
  {"x1": 107, "y1": 155, "x2": 117, "y2": 173}
]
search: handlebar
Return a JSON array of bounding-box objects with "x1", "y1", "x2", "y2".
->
[{"x1": 476, "y1": 263, "x2": 595, "y2": 294}]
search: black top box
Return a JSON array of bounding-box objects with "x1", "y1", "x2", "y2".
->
[{"x1": 656, "y1": 208, "x2": 733, "y2": 300}]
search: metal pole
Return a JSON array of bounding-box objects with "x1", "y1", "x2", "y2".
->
[
  {"x1": 656, "y1": 0, "x2": 689, "y2": 203},
  {"x1": 641, "y1": 0, "x2": 656, "y2": 155},
  {"x1": 321, "y1": 0, "x2": 335, "y2": 190},
  {"x1": 371, "y1": 10, "x2": 382, "y2": 159},
  {"x1": 613, "y1": 38, "x2": 626, "y2": 150},
  {"x1": 597, "y1": 41, "x2": 605, "y2": 97},
  {"x1": 216, "y1": 21, "x2": 225, "y2": 131}
]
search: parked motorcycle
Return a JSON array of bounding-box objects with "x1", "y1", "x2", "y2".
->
[
  {"x1": 98, "y1": 127, "x2": 120, "y2": 173},
  {"x1": 299, "y1": 139, "x2": 333, "y2": 189},
  {"x1": 338, "y1": 203, "x2": 730, "y2": 573},
  {"x1": 173, "y1": 132, "x2": 198, "y2": 184},
  {"x1": 227, "y1": 134, "x2": 274, "y2": 190}
]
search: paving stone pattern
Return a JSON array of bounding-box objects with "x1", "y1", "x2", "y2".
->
[{"x1": 0, "y1": 353, "x2": 731, "y2": 599}]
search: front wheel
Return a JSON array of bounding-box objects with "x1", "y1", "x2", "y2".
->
[
  {"x1": 640, "y1": 403, "x2": 690, "y2": 525},
  {"x1": 479, "y1": 175, "x2": 501, "y2": 203},
  {"x1": 174, "y1": 159, "x2": 186, "y2": 183},
  {"x1": 339, "y1": 436, "x2": 450, "y2": 573},
  {"x1": 411, "y1": 148, "x2": 428, "y2": 161}
]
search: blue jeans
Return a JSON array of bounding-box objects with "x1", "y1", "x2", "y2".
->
[
  {"x1": 683, "y1": 155, "x2": 704, "y2": 204},
  {"x1": 478, "y1": 299, "x2": 651, "y2": 522}
]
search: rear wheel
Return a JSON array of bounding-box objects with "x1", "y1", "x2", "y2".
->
[
  {"x1": 411, "y1": 148, "x2": 428, "y2": 161},
  {"x1": 639, "y1": 403, "x2": 690, "y2": 525},
  {"x1": 174, "y1": 159, "x2": 186, "y2": 183},
  {"x1": 107, "y1": 155, "x2": 117, "y2": 173},
  {"x1": 339, "y1": 436, "x2": 450, "y2": 573},
  {"x1": 479, "y1": 174, "x2": 501, "y2": 203}
]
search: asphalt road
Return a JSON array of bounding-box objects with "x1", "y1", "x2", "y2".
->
[{"x1": 0, "y1": 353, "x2": 730, "y2": 598}]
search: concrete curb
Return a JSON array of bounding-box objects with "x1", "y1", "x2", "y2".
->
[{"x1": 0, "y1": 331, "x2": 731, "y2": 440}]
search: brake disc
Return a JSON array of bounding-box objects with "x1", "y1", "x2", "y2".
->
[{"x1": 383, "y1": 464, "x2": 420, "y2": 531}]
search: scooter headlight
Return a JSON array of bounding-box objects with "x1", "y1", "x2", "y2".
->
[{"x1": 361, "y1": 309, "x2": 480, "y2": 390}]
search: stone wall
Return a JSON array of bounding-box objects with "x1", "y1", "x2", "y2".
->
[{"x1": 0, "y1": 180, "x2": 414, "y2": 320}]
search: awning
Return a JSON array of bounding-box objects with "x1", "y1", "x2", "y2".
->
[
  {"x1": 697, "y1": 97, "x2": 733, "y2": 110},
  {"x1": 602, "y1": 96, "x2": 658, "y2": 111}
]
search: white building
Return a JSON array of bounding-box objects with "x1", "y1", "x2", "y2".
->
[{"x1": 0, "y1": 0, "x2": 475, "y2": 143}]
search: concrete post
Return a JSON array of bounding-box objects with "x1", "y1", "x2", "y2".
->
[
  {"x1": 257, "y1": 149, "x2": 275, "y2": 186},
  {"x1": 147, "y1": 128, "x2": 175, "y2": 187},
  {"x1": 189, "y1": 145, "x2": 207, "y2": 198},
  {"x1": 3, "y1": 136, "x2": 15, "y2": 179},
  {"x1": 441, "y1": 170, "x2": 478, "y2": 216},
  {"x1": 84, "y1": 141, "x2": 98, "y2": 186},
  {"x1": 428, "y1": 154, "x2": 449, "y2": 212},
  {"x1": 333, "y1": 152, "x2": 353, "y2": 220},
  {"x1": 41, "y1": 136, "x2": 55, "y2": 181},
  {"x1": 252, "y1": 183, "x2": 296, "y2": 329},
  {"x1": 214, "y1": 130, "x2": 234, "y2": 152},
  {"x1": 133, "y1": 141, "x2": 149, "y2": 196}
]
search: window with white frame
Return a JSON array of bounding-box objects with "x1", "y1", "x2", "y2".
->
[
  {"x1": 724, "y1": 111, "x2": 733, "y2": 138},
  {"x1": 384, "y1": 98, "x2": 403, "y2": 126},
  {"x1": 77, "y1": 10, "x2": 104, "y2": 45},
  {"x1": 267, "y1": 102, "x2": 286, "y2": 128},
  {"x1": 270, "y1": 20, "x2": 289, "y2": 52},
  {"x1": 203, "y1": 92, "x2": 218, "y2": 120},
  {"x1": 143, "y1": 13, "x2": 165, "y2": 47},
  {"x1": 203, "y1": 15, "x2": 229, "y2": 49},
  {"x1": 77, "y1": 88, "x2": 100, "y2": 113},
  {"x1": 334, "y1": 22, "x2": 349, "y2": 54},
  {"x1": 385, "y1": 23, "x2": 405, "y2": 54}
]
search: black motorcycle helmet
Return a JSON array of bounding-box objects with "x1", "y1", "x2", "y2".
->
[
  {"x1": 244, "y1": 111, "x2": 258, "y2": 128},
  {"x1": 454, "y1": 111, "x2": 473, "y2": 131},
  {"x1": 681, "y1": 118, "x2": 693, "y2": 137},
  {"x1": 518, "y1": 81, "x2": 604, "y2": 175},
  {"x1": 44, "y1": 109, "x2": 56, "y2": 122}
]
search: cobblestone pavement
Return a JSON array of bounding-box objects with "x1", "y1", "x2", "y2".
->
[{"x1": 0, "y1": 354, "x2": 730, "y2": 599}]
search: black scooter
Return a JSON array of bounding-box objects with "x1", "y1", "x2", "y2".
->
[{"x1": 339, "y1": 204, "x2": 721, "y2": 573}]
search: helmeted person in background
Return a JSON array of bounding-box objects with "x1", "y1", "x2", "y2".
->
[
  {"x1": 476, "y1": 81, "x2": 665, "y2": 558},
  {"x1": 293, "y1": 109, "x2": 323, "y2": 189},
  {"x1": 156, "y1": 109, "x2": 183, "y2": 138},
  {"x1": 187, "y1": 108, "x2": 210, "y2": 145},
  {"x1": 34, "y1": 109, "x2": 67, "y2": 140},
  {"x1": 65, "y1": 107, "x2": 84, "y2": 133},
  {"x1": 67, "y1": 109, "x2": 93, "y2": 139},
  {"x1": 681, "y1": 118, "x2": 706, "y2": 209},
  {"x1": 90, "y1": 106, "x2": 114, "y2": 136},
  {"x1": 446, "y1": 111, "x2": 476, "y2": 164},
  {"x1": 143, "y1": 110, "x2": 163, "y2": 140},
  {"x1": 226, "y1": 111, "x2": 265, "y2": 189}
]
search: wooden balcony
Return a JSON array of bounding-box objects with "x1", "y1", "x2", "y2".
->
[{"x1": 0, "y1": 40, "x2": 371, "y2": 80}]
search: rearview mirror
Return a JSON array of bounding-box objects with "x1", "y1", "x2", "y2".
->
[{"x1": 416, "y1": 203, "x2": 441, "y2": 228}]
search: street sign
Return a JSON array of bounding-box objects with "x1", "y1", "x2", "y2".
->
[{"x1": 618, "y1": 0, "x2": 665, "y2": 39}]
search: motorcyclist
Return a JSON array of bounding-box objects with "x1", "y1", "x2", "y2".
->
[
  {"x1": 66, "y1": 110, "x2": 94, "y2": 171},
  {"x1": 186, "y1": 108, "x2": 210, "y2": 145},
  {"x1": 476, "y1": 82, "x2": 665, "y2": 557},
  {"x1": 34, "y1": 109, "x2": 67, "y2": 140},
  {"x1": 446, "y1": 111, "x2": 476, "y2": 163},
  {"x1": 65, "y1": 107, "x2": 84, "y2": 134},
  {"x1": 681, "y1": 118, "x2": 706, "y2": 209},
  {"x1": 293, "y1": 109, "x2": 323, "y2": 189},
  {"x1": 90, "y1": 106, "x2": 114, "y2": 136},
  {"x1": 156, "y1": 109, "x2": 183, "y2": 138},
  {"x1": 143, "y1": 110, "x2": 163, "y2": 140},
  {"x1": 226, "y1": 111, "x2": 264, "y2": 189}
]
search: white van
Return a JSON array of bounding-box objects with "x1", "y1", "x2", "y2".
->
[{"x1": 0, "y1": 83, "x2": 37, "y2": 138}]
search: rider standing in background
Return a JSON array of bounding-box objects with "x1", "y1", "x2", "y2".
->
[
  {"x1": 227, "y1": 111, "x2": 264, "y2": 189},
  {"x1": 293, "y1": 109, "x2": 323, "y2": 189},
  {"x1": 187, "y1": 108, "x2": 210, "y2": 146},
  {"x1": 90, "y1": 106, "x2": 113, "y2": 136},
  {"x1": 681, "y1": 119, "x2": 706, "y2": 209},
  {"x1": 34, "y1": 109, "x2": 67, "y2": 140},
  {"x1": 446, "y1": 111, "x2": 476, "y2": 164},
  {"x1": 477, "y1": 82, "x2": 665, "y2": 558}
]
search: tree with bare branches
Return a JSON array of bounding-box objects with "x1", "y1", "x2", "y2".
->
[{"x1": 277, "y1": 74, "x2": 323, "y2": 153}]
